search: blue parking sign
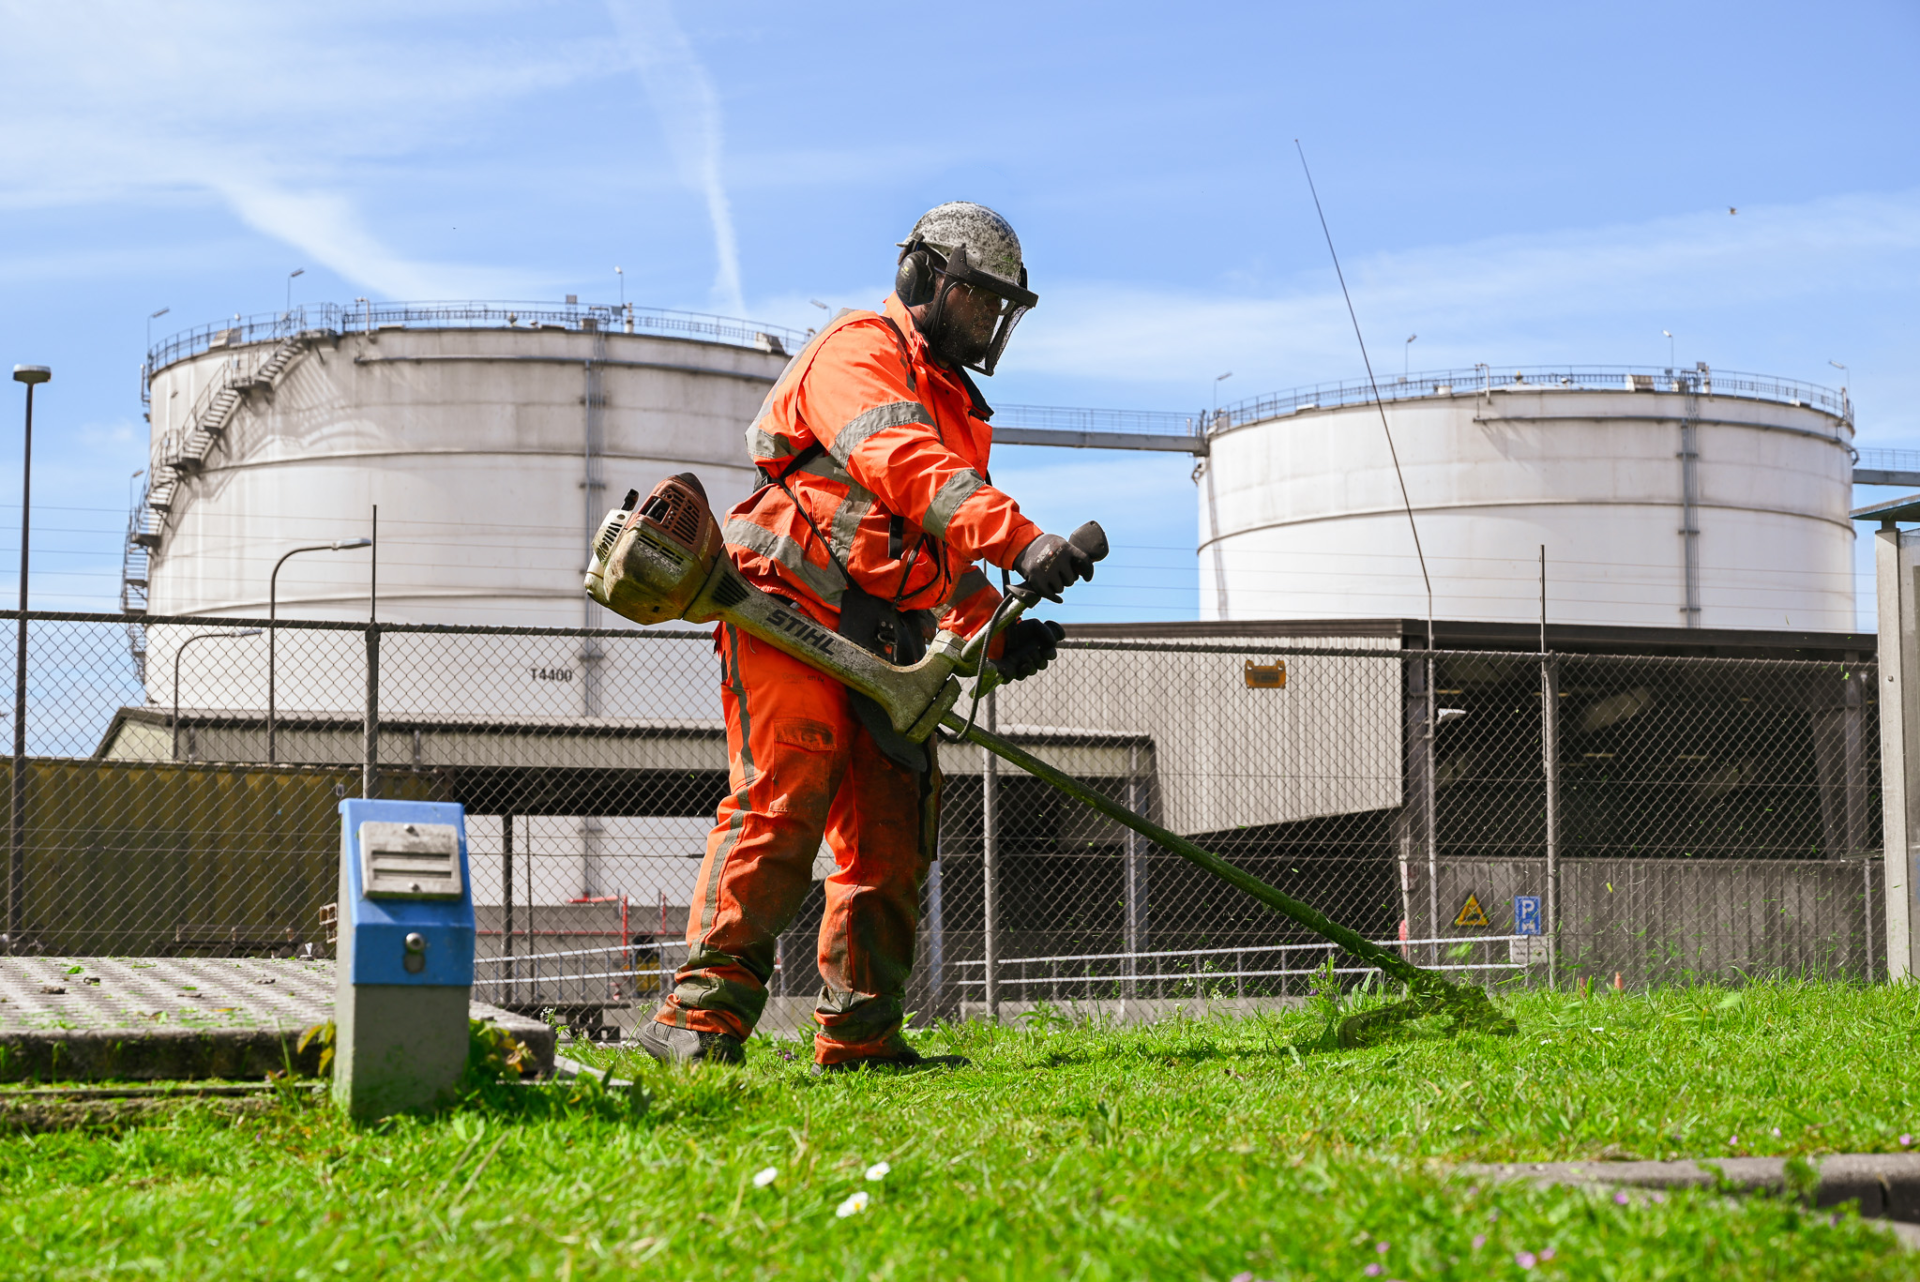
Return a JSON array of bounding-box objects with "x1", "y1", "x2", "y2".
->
[{"x1": 1514, "y1": 895, "x2": 1542, "y2": 935}]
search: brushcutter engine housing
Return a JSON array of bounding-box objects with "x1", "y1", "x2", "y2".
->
[{"x1": 585, "y1": 473, "x2": 734, "y2": 627}]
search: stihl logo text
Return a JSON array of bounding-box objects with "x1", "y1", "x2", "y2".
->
[{"x1": 767, "y1": 609, "x2": 836, "y2": 655}]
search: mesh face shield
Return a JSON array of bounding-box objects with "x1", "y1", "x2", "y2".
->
[{"x1": 913, "y1": 242, "x2": 1037, "y2": 377}]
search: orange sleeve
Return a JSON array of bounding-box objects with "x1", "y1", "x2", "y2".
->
[
  {"x1": 938, "y1": 565, "x2": 1002, "y2": 643},
  {"x1": 797, "y1": 321, "x2": 1042, "y2": 569}
]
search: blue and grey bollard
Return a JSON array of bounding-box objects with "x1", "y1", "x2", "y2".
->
[{"x1": 333, "y1": 799, "x2": 475, "y2": 1120}]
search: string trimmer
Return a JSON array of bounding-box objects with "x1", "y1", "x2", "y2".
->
[{"x1": 584, "y1": 474, "x2": 1516, "y2": 1046}]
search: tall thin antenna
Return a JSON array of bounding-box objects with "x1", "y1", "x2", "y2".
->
[{"x1": 1294, "y1": 140, "x2": 1433, "y2": 649}]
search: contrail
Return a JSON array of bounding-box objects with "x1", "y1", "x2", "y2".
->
[{"x1": 608, "y1": 0, "x2": 745, "y2": 316}]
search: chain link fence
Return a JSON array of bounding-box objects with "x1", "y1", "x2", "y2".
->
[{"x1": 0, "y1": 611, "x2": 1883, "y2": 1038}]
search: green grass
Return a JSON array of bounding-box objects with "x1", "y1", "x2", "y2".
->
[{"x1": 2, "y1": 980, "x2": 1919, "y2": 1279}]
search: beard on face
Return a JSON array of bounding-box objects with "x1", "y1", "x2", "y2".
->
[{"x1": 925, "y1": 280, "x2": 999, "y2": 369}]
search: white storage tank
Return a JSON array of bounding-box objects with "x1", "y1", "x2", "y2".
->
[
  {"x1": 1196, "y1": 367, "x2": 1855, "y2": 630},
  {"x1": 134, "y1": 301, "x2": 797, "y2": 715}
]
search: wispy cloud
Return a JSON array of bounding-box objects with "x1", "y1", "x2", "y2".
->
[
  {"x1": 606, "y1": 0, "x2": 746, "y2": 316},
  {"x1": 212, "y1": 181, "x2": 538, "y2": 299},
  {"x1": 0, "y1": 1, "x2": 602, "y2": 296},
  {"x1": 1018, "y1": 189, "x2": 1920, "y2": 395}
]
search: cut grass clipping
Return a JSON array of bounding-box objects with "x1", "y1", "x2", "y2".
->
[{"x1": 3, "y1": 981, "x2": 1918, "y2": 1278}]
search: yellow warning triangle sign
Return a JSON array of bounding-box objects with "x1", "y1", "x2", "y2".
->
[{"x1": 1453, "y1": 893, "x2": 1491, "y2": 928}]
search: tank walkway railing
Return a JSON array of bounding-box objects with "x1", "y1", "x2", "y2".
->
[
  {"x1": 1217, "y1": 364, "x2": 1849, "y2": 432},
  {"x1": 144, "y1": 300, "x2": 811, "y2": 385}
]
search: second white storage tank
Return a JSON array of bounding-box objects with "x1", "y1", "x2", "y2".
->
[{"x1": 1196, "y1": 368, "x2": 1855, "y2": 631}]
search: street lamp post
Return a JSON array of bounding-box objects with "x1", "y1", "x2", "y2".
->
[
  {"x1": 268, "y1": 540, "x2": 372, "y2": 764},
  {"x1": 1663, "y1": 330, "x2": 1675, "y2": 370},
  {"x1": 1405, "y1": 334, "x2": 1418, "y2": 379},
  {"x1": 9, "y1": 365, "x2": 49, "y2": 940},
  {"x1": 145, "y1": 308, "x2": 169, "y2": 359},
  {"x1": 143, "y1": 309, "x2": 169, "y2": 404},
  {"x1": 1212, "y1": 371, "x2": 1233, "y2": 426},
  {"x1": 173, "y1": 629, "x2": 262, "y2": 761},
  {"x1": 286, "y1": 269, "x2": 305, "y2": 321}
]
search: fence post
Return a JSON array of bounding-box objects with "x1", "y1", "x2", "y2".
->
[
  {"x1": 1425, "y1": 652, "x2": 1439, "y2": 967},
  {"x1": 926, "y1": 850, "x2": 944, "y2": 1012},
  {"x1": 982, "y1": 687, "x2": 999, "y2": 1024},
  {"x1": 1124, "y1": 742, "x2": 1144, "y2": 1002},
  {"x1": 7, "y1": 613, "x2": 23, "y2": 940},
  {"x1": 502, "y1": 812, "x2": 515, "y2": 1004},
  {"x1": 1874, "y1": 521, "x2": 1919, "y2": 980},
  {"x1": 1393, "y1": 652, "x2": 1427, "y2": 955},
  {"x1": 362, "y1": 622, "x2": 380, "y2": 799},
  {"x1": 1541, "y1": 655, "x2": 1560, "y2": 989}
]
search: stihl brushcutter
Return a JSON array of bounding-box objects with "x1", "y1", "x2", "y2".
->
[{"x1": 584, "y1": 473, "x2": 1515, "y2": 1046}]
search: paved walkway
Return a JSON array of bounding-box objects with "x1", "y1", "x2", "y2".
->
[{"x1": 0, "y1": 957, "x2": 553, "y2": 1082}]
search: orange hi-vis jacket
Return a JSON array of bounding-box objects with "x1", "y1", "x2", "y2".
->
[{"x1": 721, "y1": 293, "x2": 1043, "y2": 639}]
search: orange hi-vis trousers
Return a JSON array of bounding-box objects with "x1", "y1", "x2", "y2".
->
[{"x1": 652, "y1": 623, "x2": 939, "y2": 1065}]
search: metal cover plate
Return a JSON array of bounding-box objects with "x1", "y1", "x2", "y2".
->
[{"x1": 359, "y1": 821, "x2": 463, "y2": 900}]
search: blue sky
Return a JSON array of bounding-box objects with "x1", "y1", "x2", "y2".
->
[{"x1": 1, "y1": 0, "x2": 1915, "y2": 624}]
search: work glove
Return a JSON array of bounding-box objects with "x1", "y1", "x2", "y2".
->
[
  {"x1": 995, "y1": 618, "x2": 1066, "y2": 683},
  {"x1": 1013, "y1": 532, "x2": 1096, "y2": 602}
]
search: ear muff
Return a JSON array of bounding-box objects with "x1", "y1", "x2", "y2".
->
[{"x1": 895, "y1": 240, "x2": 938, "y2": 307}]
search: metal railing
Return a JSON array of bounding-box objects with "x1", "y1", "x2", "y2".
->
[
  {"x1": 145, "y1": 300, "x2": 811, "y2": 388},
  {"x1": 995, "y1": 403, "x2": 1205, "y2": 438},
  {"x1": 1858, "y1": 448, "x2": 1920, "y2": 476},
  {"x1": 1218, "y1": 365, "x2": 1851, "y2": 432},
  {"x1": 948, "y1": 935, "x2": 1527, "y2": 1000}
]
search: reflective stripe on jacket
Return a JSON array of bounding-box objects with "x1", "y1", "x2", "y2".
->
[{"x1": 722, "y1": 293, "x2": 1041, "y2": 635}]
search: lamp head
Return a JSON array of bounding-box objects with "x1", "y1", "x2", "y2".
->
[
  {"x1": 12, "y1": 366, "x2": 50, "y2": 386},
  {"x1": 334, "y1": 538, "x2": 374, "y2": 550}
]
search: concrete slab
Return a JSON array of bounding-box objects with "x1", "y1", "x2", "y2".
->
[
  {"x1": 0, "y1": 957, "x2": 553, "y2": 1082},
  {"x1": 1465, "y1": 1154, "x2": 1920, "y2": 1229}
]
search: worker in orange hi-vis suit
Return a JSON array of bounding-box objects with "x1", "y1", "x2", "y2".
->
[{"x1": 638, "y1": 202, "x2": 1097, "y2": 1072}]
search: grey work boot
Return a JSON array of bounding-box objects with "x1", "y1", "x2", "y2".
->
[{"x1": 638, "y1": 1020, "x2": 745, "y2": 1066}]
